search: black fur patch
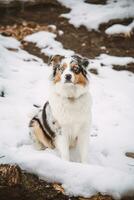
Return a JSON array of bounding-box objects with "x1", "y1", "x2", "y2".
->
[
  {"x1": 53, "y1": 64, "x2": 59, "y2": 77},
  {"x1": 71, "y1": 55, "x2": 88, "y2": 78},
  {"x1": 42, "y1": 102, "x2": 55, "y2": 138},
  {"x1": 29, "y1": 117, "x2": 52, "y2": 141},
  {"x1": 0, "y1": 90, "x2": 5, "y2": 97}
]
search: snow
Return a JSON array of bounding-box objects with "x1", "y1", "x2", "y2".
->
[
  {"x1": 57, "y1": 0, "x2": 134, "y2": 31},
  {"x1": 105, "y1": 20, "x2": 134, "y2": 36},
  {"x1": 24, "y1": 31, "x2": 74, "y2": 56},
  {"x1": 0, "y1": 35, "x2": 20, "y2": 49},
  {"x1": 58, "y1": 30, "x2": 64, "y2": 36},
  {"x1": 0, "y1": 32, "x2": 134, "y2": 199},
  {"x1": 96, "y1": 54, "x2": 134, "y2": 66}
]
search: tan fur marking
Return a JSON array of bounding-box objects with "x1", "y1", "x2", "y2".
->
[
  {"x1": 32, "y1": 120, "x2": 54, "y2": 149},
  {"x1": 54, "y1": 72, "x2": 61, "y2": 84},
  {"x1": 62, "y1": 63, "x2": 67, "y2": 68},
  {"x1": 53, "y1": 63, "x2": 67, "y2": 84},
  {"x1": 74, "y1": 73, "x2": 87, "y2": 86}
]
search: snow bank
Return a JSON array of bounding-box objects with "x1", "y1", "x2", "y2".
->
[
  {"x1": 24, "y1": 31, "x2": 74, "y2": 56},
  {"x1": 96, "y1": 54, "x2": 134, "y2": 66},
  {"x1": 57, "y1": 0, "x2": 134, "y2": 31},
  {"x1": 0, "y1": 33, "x2": 134, "y2": 199},
  {"x1": 6, "y1": 146, "x2": 134, "y2": 199},
  {"x1": 0, "y1": 34, "x2": 49, "y2": 147},
  {"x1": 0, "y1": 35, "x2": 20, "y2": 49},
  {"x1": 105, "y1": 20, "x2": 134, "y2": 36}
]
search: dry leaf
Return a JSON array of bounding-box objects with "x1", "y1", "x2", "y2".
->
[
  {"x1": 53, "y1": 183, "x2": 65, "y2": 194},
  {"x1": 0, "y1": 21, "x2": 57, "y2": 41}
]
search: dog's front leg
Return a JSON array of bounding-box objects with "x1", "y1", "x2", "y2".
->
[
  {"x1": 55, "y1": 132, "x2": 69, "y2": 161},
  {"x1": 77, "y1": 128, "x2": 89, "y2": 164}
]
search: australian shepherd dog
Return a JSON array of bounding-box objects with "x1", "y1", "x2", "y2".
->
[{"x1": 29, "y1": 54, "x2": 92, "y2": 163}]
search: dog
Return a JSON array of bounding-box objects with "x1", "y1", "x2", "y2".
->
[{"x1": 29, "y1": 54, "x2": 92, "y2": 163}]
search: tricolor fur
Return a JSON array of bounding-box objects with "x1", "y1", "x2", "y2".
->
[{"x1": 29, "y1": 54, "x2": 92, "y2": 163}]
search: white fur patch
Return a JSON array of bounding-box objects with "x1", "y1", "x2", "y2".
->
[{"x1": 49, "y1": 78, "x2": 92, "y2": 162}]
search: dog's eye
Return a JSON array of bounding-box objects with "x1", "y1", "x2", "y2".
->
[
  {"x1": 72, "y1": 66, "x2": 81, "y2": 74},
  {"x1": 59, "y1": 66, "x2": 64, "y2": 73}
]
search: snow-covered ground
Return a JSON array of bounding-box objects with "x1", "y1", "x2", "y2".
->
[
  {"x1": 105, "y1": 20, "x2": 134, "y2": 37},
  {"x1": 57, "y1": 0, "x2": 134, "y2": 31},
  {"x1": 0, "y1": 0, "x2": 134, "y2": 198},
  {"x1": 0, "y1": 32, "x2": 134, "y2": 199},
  {"x1": 25, "y1": 31, "x2": 74, "y2": 56}
]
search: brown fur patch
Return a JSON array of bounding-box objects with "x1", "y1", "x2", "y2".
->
[
  {"x1": 53, "y1": 72, "x2": 61, "y2": 83},
  {"x1": 53, "y1": 63, "x2": 68, "y2": 83},
  {"x1": 74, "y1": 73, "x2": 88, "y2": 86},
  {"x1": 62, "y1": 63, "x2": 67, "y2": 68},
  {"x1": 31, "y1": 120, "x2": 54, "y2": 149},
  {"x1": 50, "y1": 55, "x2": 64, "y2": 67}
]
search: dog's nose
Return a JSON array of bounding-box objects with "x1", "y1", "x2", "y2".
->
[{"x1": 65, "y1": 74, "x2": 72, "y2": 81}]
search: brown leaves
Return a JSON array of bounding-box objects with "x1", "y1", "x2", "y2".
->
[
  {"x1": 79, "y1": 194, "x2": 113, "y2": 200},
  {"x1": 52, "y1": 184, "x2": 113, "y2": 200},
  {"x1": 0, "y1": 164, "x2": 22, "y2": 186},
  {"x1": 0, "y1": 21, "x2": 56, "y2": 41},
  {"x1": 52, "y1": 183, "x2": 65, "y2": 194}
]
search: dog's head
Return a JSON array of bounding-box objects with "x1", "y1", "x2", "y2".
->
[{"x1": 49, "y1": 54, "x2": 89, "y2": 86}]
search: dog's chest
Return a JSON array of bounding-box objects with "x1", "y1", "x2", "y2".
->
[{"x1": 49, "y1": 93, "x2": 91, "y2": 126}]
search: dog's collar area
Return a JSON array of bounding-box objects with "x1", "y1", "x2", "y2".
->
[
  {"x1": 67, "y1": 94, "x2": 85, "y2": 102},
  {"x1": 56, "y1": 93, "x2": 86, "y2": 102}
]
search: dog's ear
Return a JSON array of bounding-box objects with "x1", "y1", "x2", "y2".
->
[
  {"x1": 82, "y1": 58, "x2": 89, "y2": 68},
  {"x1": 72, "y1": 55, "x2": 82, "y2": 63},
  {"x1": 72, "y1": 54, "x2": 89, "y2": 69},
  {"x1": 48, "y1": 55, "x2": 64, "y2": 67}
]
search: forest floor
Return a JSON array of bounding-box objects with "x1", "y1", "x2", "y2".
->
[{"x1": 0, "y1": 0, "x2": 134, "y2": 70}]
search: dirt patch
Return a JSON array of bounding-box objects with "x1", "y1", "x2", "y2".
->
[
  {"x1": 0, "y1": 21, "x2": 57, "y2": 40},
  {"x1": 85, "y1": 0, "x2": 107, "y2": 4},
  {"x1": 0, "y1": 0, "x2": 60, "y2": 8},
  {"x1": 0, "y1": 1, "x2": 133, "y2": 73},
  {"x1": 0, "y1": 1, "x2": 134, "y2": 60},
  {"x1": 22, "y1": 41, "x2": 49, "y2": 62},
  {"x1": 89, "y1": 68, "x2": 99, "y2": 75},
  {"x1": 113, "y1": 63, "x2": 134, "y2": 73}
]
